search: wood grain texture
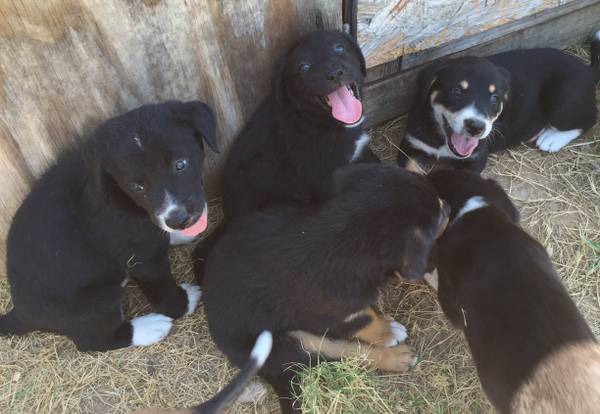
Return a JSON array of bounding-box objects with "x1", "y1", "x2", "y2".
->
[
  {"x1": 363, "y1": 0, "x2": 600, "y2": 127},
  {"x1": 358, "y1": 0, "x2": 575, "y2": 68},
  {"x1": 0, "y1": 0, "x2": 341, "y2": 276}
]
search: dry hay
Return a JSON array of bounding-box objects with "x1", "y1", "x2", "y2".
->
[{"x1": 1, "y1": 53, "x2": 599, "y2": 414}]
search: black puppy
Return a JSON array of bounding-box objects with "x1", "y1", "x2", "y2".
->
[
  {"x1": 193, "y1": 30, "x2": 377, "y2": 279},
  {"x1": 1, "y1": 101, "x2": 218, "y2": 351},
  {"x1": 399, "y1": 33, "x2": 600, "y2": 172},
  {"x1": 428, "y1": 169, "x2": 600, "y2": 413},
  {"x1": 201, "y1": 164, "x2": 448, "y2": 413}
]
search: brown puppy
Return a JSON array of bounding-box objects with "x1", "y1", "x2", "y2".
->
[{"x1": 429, "y1": 168, "x2": 600, "y2": 413}]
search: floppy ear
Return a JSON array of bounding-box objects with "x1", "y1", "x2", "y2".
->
[
  {"x1": 82, "y1": 130, "x2": 109, "y2": 191},
  {"x1": 397, "y1": 229, "x2": 435, "y2": 281},
  {"x1": 174, "y1": 101, "x2": 219, "y2": 153},
  {"x1": 498, "y1": 66, "x2": 512, "y2": 100},
  {"x1": 415, "y1": 58, "x2": 449, "y2": 108},
  {"x1": 341, "y1": 32, "x2": 367, "y2": 76},
  {"x1": 272, "y1": 56, "x2": 288, "y2": 106}
]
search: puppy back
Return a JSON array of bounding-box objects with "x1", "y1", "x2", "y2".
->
[{"x1": 511, "y1": 341, "x2": 600, "y2": 414}]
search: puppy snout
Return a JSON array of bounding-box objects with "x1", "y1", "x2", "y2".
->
[
  {"x1": 464, "y1": 118, "x2": 485, "y2": 136},
  {"x1": 327, "y1": 67, "x2": 345, "y2": 81},
  {"x1": 165, "y1": 208, "x2": 192, "y2": 230}
]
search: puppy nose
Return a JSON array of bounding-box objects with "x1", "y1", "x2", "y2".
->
[
  {"x1": 165, "y1": 208, "x2": 191, "y2": 230},
  {"x1": 464, "y1": 119, "x2": 486, "y2": 136},
  {"x1": 327, "y1": 68, "x2": 345, "y2": 81}
]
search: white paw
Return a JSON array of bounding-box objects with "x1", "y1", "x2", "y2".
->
[
  {"x1": 385, "y1": 320, "x2": 408, "y2": 346},
  {"x1": 424, "y1": 269, "x2": 439, "y2": 291},
  {"x1": 181, "y1": 283, "x2": 202, "y2": 316},
  {"x1": 131, "y1": 313, "x2": 173, "y2": 346},
  {"x1": 536, "y1": 127, "x2": 581, "y2": 153}
]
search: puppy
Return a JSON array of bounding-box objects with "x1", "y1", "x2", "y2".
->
[
  {"x1": 428, "y1": 169, "x2": 600, "y2": 413},
  {"x1": 399, "y1": 33, "x2": 600, "y2": 173},
  {"x1": 200, "y1": 164, "x2": 448, "y2": 413},
  {"x1": 0, "y1": 101, "x2": 218, "y2": 351},
  {"x1": 192, "y1": 30, "x2": 377, "y2": 280}
]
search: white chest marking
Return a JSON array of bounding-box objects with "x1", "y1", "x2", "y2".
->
[
  {"x1": 405, "y1": 134, "x2": 462, "y2": 159},
  {"x1": 351, "y1": 132, "x2": 370, "y2": 161},
  {"x1": 454, "y1": 196, "x2": 488, "y2": 222}
]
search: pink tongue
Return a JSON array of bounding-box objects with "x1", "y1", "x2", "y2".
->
[
  {"x1": 326, "y1": 86, "x2": 362, "y2": 124},
  {"x1": 181, "y1": 209, "x2": 208, "y2": 237},
  {"x1": 450, "y1": 133, "x2": 479, "y2": 157}
]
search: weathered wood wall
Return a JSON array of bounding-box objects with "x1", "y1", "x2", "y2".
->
[
  {"x1": 358, "y1": 0, "x2": 575, "y2": 68},
  {"x1": 0, "y1": 0, "x2": 341, "y2": 276},
  {"x1": 363, "y1": 0, "x2": 600, "y2": 126}
]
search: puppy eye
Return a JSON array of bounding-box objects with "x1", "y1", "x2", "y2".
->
[
  {"x1": 490, "y1": 94, "x2": 500, "y2": 104},
  {"x1": 451, "y1": 87, "x2": 463, "y2": 96},
  {"x1": 298, "y1": 63, "x2": 311, "y2": 72},
  {"x1": 174, "y1": 158, "x2": 188, "y2": 172},
  {"x1": 334, "y1": 44, "x2": 345, "y2": 54},
  {"x1": 130, "y1": 183, "x2": 144, "y2": 193}
]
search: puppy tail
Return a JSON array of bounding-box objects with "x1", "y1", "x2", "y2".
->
[
  {"x1": 192, "y1": 331, "x2": 273, "y2": 414},
  {"x1": 0, "y1": 310, "x2": 31, "y2": 336},
  {"x1": 591, "y1": 30, "x2": 600, "y2": 79}
]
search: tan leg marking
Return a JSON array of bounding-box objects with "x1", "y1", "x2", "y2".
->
[
  {"x1": 351, "y1": 307, "x2": 399, "y2": 346},
  {"x1": 290, "y1": 331, "x2": 415, "y2": 373}
]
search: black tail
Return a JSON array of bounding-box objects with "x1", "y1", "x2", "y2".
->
[
  {"x1": 592, "y1": 30, "x2": 600, "y2": 81},
  {"x1": 192, "y1": 331, "x2": 273, "y2": 414},
  {"x1": 0, "y1": 309, "x2": 31, "y2": 336}
]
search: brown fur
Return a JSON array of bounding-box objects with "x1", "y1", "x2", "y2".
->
[
  {"x1": 290, "y1": 330, "x2": 415, "y2": 372},
  {"x1": 351, "y1": 307, "x2": 397, "y2": 346},
  {"x1": 511, "y1": 341, "x2": 600, "y2": 413}
]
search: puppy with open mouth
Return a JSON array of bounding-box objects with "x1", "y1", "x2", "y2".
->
[
  {"x1": 193, "y1": 30, "x2": 377, "y2": 280},
  {"x1": 0, "y1": 101, "x2": 217, "y2": 351},
  {"x1": 399, "y1": 32, "x2": 600, "y2": 173}
]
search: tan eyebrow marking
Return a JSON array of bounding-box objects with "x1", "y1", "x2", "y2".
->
[{"x1": 460, "y1": 80, "x2": 469, "y2": 90}]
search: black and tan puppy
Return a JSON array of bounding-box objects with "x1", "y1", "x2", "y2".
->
[
  {"x1": 193, "y1": 30, "x2": 377, "y2": 279},
  {"x1": 399, "y1": 33, "x2": 600, "y2": 173},
  {"x1": 198, "y1": 164, "x2": 448, "y2": 413},
  {"x1": 1, "y1": 101, "x2": 218, "y2": 351},
  {"x1": 428, "y1": 169, "x2": 600, "y2": 413}
]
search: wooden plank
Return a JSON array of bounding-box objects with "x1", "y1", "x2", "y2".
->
[
  {"x1": 357, "y1": 0, "x2": 575, "y2": 69},
  {"x1": 363, "y1": 0, "x2": 600, "y2": 127},
  {"x1": 0, "y1": 0, "x2": 341, "y2": 277}
]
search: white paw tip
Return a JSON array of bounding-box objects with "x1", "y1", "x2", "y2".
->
[
  {"x1": 386, "y1": 320, "x2": 408, "y2": 346},
  {"x1": 131, "y1": 313, "x2": 173, "y2": 346},
  {"x1": 181, "y1": 283, "x2": 202, "y2": 316}
]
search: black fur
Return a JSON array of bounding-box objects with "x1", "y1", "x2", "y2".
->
[
  {"x1": 428, "y1": 169, "x2": 595, "y2": 413},
  {"x1": 1, "y1": 101, "x2": 217, "y2": 351},
  {"x1": 400, "y1": 39, "x2": 600, "y2": 173},
  {"x1": 202, "y1": 164, "x2": 446, "y2": 413},
  {"x1": 193, "y1": 30, "x2": 377, "y2": 282}
]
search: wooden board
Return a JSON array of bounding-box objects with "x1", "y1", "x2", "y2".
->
[
  {"x1": 358, "y1": 0, "x2": 575, "y2": 68},
  {"x1": 363, "y1": 0, "x2": 600, "y2": 127},
  {"x1": 0, "y1": 0, "x2": 341, "y2": 277}
]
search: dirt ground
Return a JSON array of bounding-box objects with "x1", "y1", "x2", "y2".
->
[{"x1": 1, "y1": 57, "x2": 599, "y2": 414}]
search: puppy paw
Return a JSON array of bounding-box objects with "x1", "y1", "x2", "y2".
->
[
  {"x1": 536, "y1": 129, "x2": 581, "y2": 153},
  {"x1": 131, "y1": 313, "x2": 173, "y2": 346},
  {"x1": 424, "y1": 269, "x2": 439, "y2": 291},
  {"x1": 386, "y1": 320, "x2": 408, "y2": 347},
  {"x1": 180, "y1": 283, "x2": 202, "y2": 316},
  {"x1": 378, "y1": 344, "x2": 417, "y2": 372}
]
